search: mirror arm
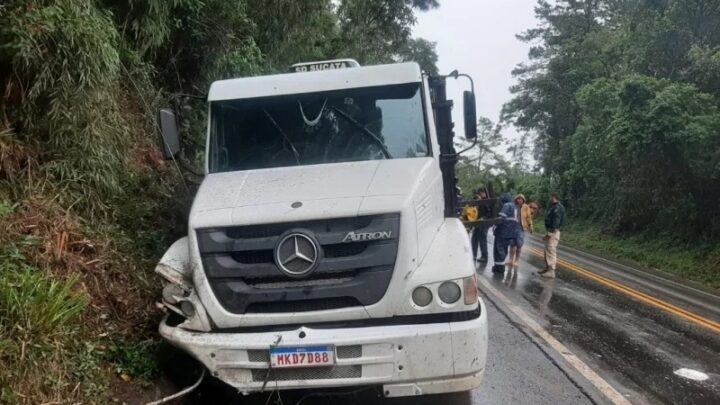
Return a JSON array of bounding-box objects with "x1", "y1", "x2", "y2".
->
[
  {"x1": 455, "y1": 137, "x2": 477, "y2": 156},
  {"x1": 446, "y1": 70, "x2": 475, "y2": 95},
  {"x1": 438, "y1": 134, "x2": 477, "y2": 160}
]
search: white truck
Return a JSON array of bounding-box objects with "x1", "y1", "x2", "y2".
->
[{"x1": 155, "y1": 59, "x2": 488, "y2": 399}]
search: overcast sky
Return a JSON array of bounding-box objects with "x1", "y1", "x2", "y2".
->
[{"x1": 413, "y1": 0, "x2": 539, "y2": 149}]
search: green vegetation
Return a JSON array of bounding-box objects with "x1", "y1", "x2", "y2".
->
[
  {"x1": 107, "y1": 340, "x2": 163, "y2": 384},
  {"x1": 457, "y1": 164, "x2": 545, "y2": 203},
  {"x1": 0, "y1": 258, "x2": 101, "y2": 403},
  {"x1": 1, "y1": 0, "x2": 440, "y2": 402},
  {"x1": 502, "y1": 0, "x2": 720, "y2": 240},
  {"x1": 456, "y1": 0, "x2": 720, "y2": 286}
]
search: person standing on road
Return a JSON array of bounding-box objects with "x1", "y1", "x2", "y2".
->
[
  {"x1": 539, "y1": 193, "x2": 565, "y2": 279},
  {"x1": 507, "y1": 194, "x2": 533, "y2": 267},
  {"x1": 470, "y1": 187, "x2": 492, "y2": 263},
  {"x1": 492, "y1": 193, "x2": 519, "y2": 274}
]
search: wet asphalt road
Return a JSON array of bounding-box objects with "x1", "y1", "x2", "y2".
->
[
  {"x1": 475, "y1": 236, "x2": 720, "y2": 405},
  {"x1": 178, "y1": 236, "x2": 720, "y2": 405}
]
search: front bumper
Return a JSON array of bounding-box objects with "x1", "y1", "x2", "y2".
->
[{"x1": 159, "y1": 299, "x2": 488, "y2": 396}]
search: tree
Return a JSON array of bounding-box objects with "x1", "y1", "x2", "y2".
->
[
  {"x1": 502, "y1": 0, "x2": 720, "y2": 238},
  {"x1": 507, "y1": 132, "x2": 534, "y2": 172},
  {"x1": 333, "y1": 0, "x2": 438, "y2": 65},
  {"x1": 0, "y1": 0, "x2": 444, "y2": 401},
  {"x1": 396, "y1": 37, "x2": 439, "y2": 74},
  {"x1": 245, "y1": 0, "x2": 337, "y2": 69},
  {"x1": 456, "y1": 117, "x2": 503, "y2": 171}
]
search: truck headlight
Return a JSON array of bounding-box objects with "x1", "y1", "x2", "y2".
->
[
  {"x1": 162, "y1": 283, "x2": 187, "y2": 305},
  {"x1": 438, "y1": 281, "x2": 462, "y2": 304},
  {"x1": 412, "y1": 286, "x2": 433, "y2": 307}
]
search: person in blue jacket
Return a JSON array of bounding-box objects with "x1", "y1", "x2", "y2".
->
[{"x1": 492, "y1": 192, "x2": 521, "y2": 274}]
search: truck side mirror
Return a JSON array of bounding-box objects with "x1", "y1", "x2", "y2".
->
[
  {"x1": 463, "y1": 91, "x2": 477, "y2": 140},
  {"x1": 158, "y1": 108, "x2": 181, "y2": 160}
]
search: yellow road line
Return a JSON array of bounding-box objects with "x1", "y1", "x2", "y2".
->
[{"x1": 527, "y1": 247, "x2": 720, "y2": 334}]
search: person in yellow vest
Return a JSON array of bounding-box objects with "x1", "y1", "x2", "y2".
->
[{"x1": 507, "y1": 193, "x2": 533, "y2": 267}]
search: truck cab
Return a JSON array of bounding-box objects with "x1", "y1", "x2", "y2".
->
[{"x1": 156, "y1": 59, "x2": 488, "y2": 398}]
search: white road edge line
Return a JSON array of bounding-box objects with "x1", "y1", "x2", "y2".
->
[{"x1": 477, "y1": 275, "x2": 633, "y2": 405}]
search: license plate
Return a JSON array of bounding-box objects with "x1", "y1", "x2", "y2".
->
[{"x1": 270, "y1": 346, "x2": 335, "y2": 368}]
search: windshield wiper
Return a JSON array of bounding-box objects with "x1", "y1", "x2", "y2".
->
[
  {"x1": 329, "y1": 105, "x2": 392, "y2": 159},
  {"x1": 263, "y1": 109, "x2": 301, "y2": 164}
]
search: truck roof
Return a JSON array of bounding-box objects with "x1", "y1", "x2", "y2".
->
[{"x1": 207, "y1": 62, "x2": 422, "y2": 102}]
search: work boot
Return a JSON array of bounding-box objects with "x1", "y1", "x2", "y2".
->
[
  {"x1": 491, "y1": 264, "x2": 505, "y2": 274},
  {"x1": 540, "y1": 269, "x2": 556, "y2": 279}
]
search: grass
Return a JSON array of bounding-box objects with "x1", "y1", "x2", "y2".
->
[
  {"x1": 106, "y1": 339, "x2": 163, "y2": 385},
  {"x1": 534, "y1": 218, "x2": 720, "y2": 289},
  {"x1": 0, "y1": 255, "x2": 105, "y2": 403},
  {"x1": 1, "y1": 3, "x2": 194, "y2": 403},
  {"x1": 0, "y1": 192, "x2": 182, "y2": 403},
  {"x1": 0, "y1": 135, "x2": 184, "y2": 403},
  {"x1": 0, "y1": 200, "x2": 13, "y2": 218}
]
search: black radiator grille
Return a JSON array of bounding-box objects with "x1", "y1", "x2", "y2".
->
[
  {"x1": 196, "y1": 214, "x2": 399, "y2": 314},
  {"x1": 323, "y1": 242, "x2": 369, "y2": 258},
  {"x1": 230, "y1": 250, "x2": 274, "y2": 264},
  {"x1": 245, "y1": 297, "x2": 361, "y2": 313}
]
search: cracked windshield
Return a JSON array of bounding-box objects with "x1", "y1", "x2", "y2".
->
[
  {"x1": 209, "y1": 83, "x2": 428, "y2": 172},
  {"x1": 2, "y1": 1, "x2": 719, "y2": 405}
]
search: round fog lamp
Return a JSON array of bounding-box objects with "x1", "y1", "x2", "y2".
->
[
  {"x1": 438, "y1": 281, "x2": 461, "y2": 304},
  {"x1": 180, "y1": 301, "x2": 196, "y2": 317},
  {"x1": 412, "y1": 286, "x2": 433, "y2": 307}
]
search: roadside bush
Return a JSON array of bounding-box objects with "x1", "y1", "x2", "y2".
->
[
  {"x1": 0, "y1": 259, "x2": 106, "y2": 403},
  {"x1": 107, "y1": 339, "x2": 163, "y2": 384},
  {"x1": 0, "y1": 0, "x2": 439, "y2": 402},
  {"x1": 571, "y1": 75, "x2": 720, "y2": 237},
  {"x1": 1, "y1": 0, "x2": 132, "y2": 215},
  {"x1": 0, "y1": 2, "x2": 183, "y2": 402}
]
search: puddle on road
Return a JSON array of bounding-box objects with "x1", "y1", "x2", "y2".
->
[{"x1": 674, "y1": 368, "x2": 709, "y2": 381}]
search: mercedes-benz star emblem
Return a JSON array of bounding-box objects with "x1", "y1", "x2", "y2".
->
[{"x1": 274, "y1": 232, "x2": 320, "y2": 277}]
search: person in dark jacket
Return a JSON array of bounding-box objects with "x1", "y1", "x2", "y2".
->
[
  {"x1": 470, "y1": 188, "x2": 492, "y2": 262},
  {"x1": 492, "y1": 193, "x2": 520, "y2": 274},
  {"x1": 539, "y1": 193, "x2": 566, "y2": 279}
]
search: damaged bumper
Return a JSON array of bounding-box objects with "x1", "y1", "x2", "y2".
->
[{"x1": 159, "y1": 298, "x2": 488, "y2": 397}]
